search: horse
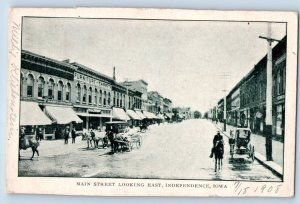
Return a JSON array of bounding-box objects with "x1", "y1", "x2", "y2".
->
[
  {"x1": 139, "y1": 124, "x2": 148, "y2": 133},
  {"x1": 213, "y1": 139, "x2": 224, "y2": 172},
  {"x1": 19, "y1": 137, "x2": 40, "y2": 160}
]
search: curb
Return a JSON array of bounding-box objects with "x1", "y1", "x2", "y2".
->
[{"x1": 214, "y1": 123, "x2": 283, "y2": 179}]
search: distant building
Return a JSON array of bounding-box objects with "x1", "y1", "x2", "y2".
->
[
  {"x1": 120, "y1": 79, "x2": 148, "y2": 111},
  {"x1": 147, "y1": 91, "x2": 164, "y2": 114}
]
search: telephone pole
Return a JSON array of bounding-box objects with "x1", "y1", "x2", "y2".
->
[{"x1": 259, "y1": 23, "x2": 280, "y2": 161}]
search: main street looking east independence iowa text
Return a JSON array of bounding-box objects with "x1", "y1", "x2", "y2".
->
[{"x1": 19, "y1": 18, "x2": 286, "y2": 181}]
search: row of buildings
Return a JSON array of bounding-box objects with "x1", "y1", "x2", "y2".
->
[
  {"x1": 205, "y1": 36, "x2": 286, "y2": 141},
  {"x1": 20, "y1": 50, "x2": 174, "y2": 139}
]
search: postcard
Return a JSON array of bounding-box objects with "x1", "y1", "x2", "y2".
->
[{"x1": 6, "y1": 8, "x2": 298, "y2": 197}]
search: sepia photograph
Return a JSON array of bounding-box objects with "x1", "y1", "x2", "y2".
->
[{"x1": 6, "y1": 8, "x2": 298, "y2": 197}]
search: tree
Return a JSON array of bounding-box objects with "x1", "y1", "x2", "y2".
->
[{"x1": 194, "y1": 111, "x2": 201, "y2": 119}]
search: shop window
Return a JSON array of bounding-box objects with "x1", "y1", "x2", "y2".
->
[
  {"x1": 57, "y1": 81, "x2": 63, "y2": 101},
  {"x1": 37, "y1": 77, "x2": 45, "y2": 98},
  {"x1": 26, "y1": 74, "x2": 34, "y2": 97}
]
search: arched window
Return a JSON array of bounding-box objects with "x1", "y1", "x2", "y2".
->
[
  {"x1": 99, "y1": 90, "x2": 102, "y2": 105},
  {"x1": 66, "y1": 83, "x2": 71, "y2": 101},
  {"x1": 95, "y1": 89, "x2": 98, "y2": 105},
  {"x1": 57, "y1": 81, "x2": 63, "y2": 101},
  {"x1": 76, "y1": 83, "x2": 81, "y2": 102},
  {"x1": 103, "y1": 91, "x2": 107, "y2": 106},
  {"x1": 48, "y1": 79, "x2": 55, "y2": 99},
  {"x1": 88, "y1": 87, "x2": 92, "y2": 104},
  {"x1": 120, "y1": 93, "x2": 122, "y2": 107},
  {"x1": 108, "y1": 92, "x2": 111, "y2": 106},
  {"x1": 37, "y1": 77, "x2": 45, "y2": 98},
  {"x1": 26, "y1": 74, "x2": 34, "y2": 97},
  {"x1": 83, "y1": 85, "x2": 87, "y2": 103}
]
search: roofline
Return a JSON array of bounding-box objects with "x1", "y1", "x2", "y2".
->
[{"x1": 21, "y1": 49, "x2": 78, "y2": 71}]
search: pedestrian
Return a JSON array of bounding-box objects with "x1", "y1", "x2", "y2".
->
[
  {"x1": 71, "y1": 127, "x2": 76, "y2": 144},
  {"x1": 209, "y1": 131, "x2": 223, "y2": 158},
  {"x1": 107, "y1": 127, "x2": 115, "y2": 153},
  {"x1": 36, "y1": 127, "x2": 43, "y2": 141},
  {"x1": 64, "y1": 126, "x2": 70, "y2": 144}
]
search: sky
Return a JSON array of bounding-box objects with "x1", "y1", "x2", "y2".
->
[{"x1": 22, "y1": 17, "x2": 286, "y2": 114}]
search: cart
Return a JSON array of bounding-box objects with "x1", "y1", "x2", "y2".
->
[{"x1": 229, "y1": 128, "x2": 255, "y2": 162}]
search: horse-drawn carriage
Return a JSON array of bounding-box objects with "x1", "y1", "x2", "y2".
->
[
  {"x1": 106, "y1": 121, "x2": 142, "y2": 152},
  {"x1": 228, "y1": 128, "x2": 255, "y2": 162}
]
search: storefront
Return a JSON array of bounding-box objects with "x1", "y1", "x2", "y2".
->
[
  {"x1": 44, "y1": 105, "x2": 83, "y2": 139},
  {"x1": 126, "y1": 109, "x2": 142, "y2": 127},
  {"x1": 20, "y1": 101, "x2": 53, "y2": 139}
]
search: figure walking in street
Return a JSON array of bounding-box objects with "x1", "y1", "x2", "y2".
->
[
  {"x1": 107, "y1": 126, "x2": 115, "y2": 153},
  {"x1": 71, "y1": 127, "x2": 76, "y2": 144},
  {"x1": 64, "y1": 126, "x2": 70, "y2": 144}
]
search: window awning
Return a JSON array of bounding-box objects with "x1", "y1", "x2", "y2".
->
[
  {"x1": 135, "y1": 110, "x2": 146, "y2": 120},
  {"x1": 142, "y1": 111, "x2": 157, "y2": 119},
  {"x1": 20, "y1": 101, "x2": 52, "y2": 126},
  {"x1": 113, "y1": 107, "x2": 130, "y2": 121},
  {"x1": 157, "y1": 114, "x2": 164, "y2": 120},
  {"x1": 45, "y1": 106, "x2": 83, "y2": 124},
  {"x1": 126, "y1": 110, "x2": 141, "y2": 120}
]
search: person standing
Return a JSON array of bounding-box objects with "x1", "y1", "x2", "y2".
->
[
  {"x1": 36, "y1": 127, "x2": 43, "y2": 141},
  {"x1": 71, "y1": 127, "x2": 76, "y2": 144},
  {"x1": 64, "y1": 126, "x2": 70, "y2": 144}
]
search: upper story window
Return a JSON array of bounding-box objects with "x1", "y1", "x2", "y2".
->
[
  {"x1": 108, "y1": 92, "x2": 111, "y2": 106},
  {"x1": 76, "y1": 83, "x2": 81, "y2": 102},
  {"x1": 20, "y1": 73, "x2": 24, "y2": 97},
  {"x1": 83, "y1": 85, "x2": 87, "y2": 103},
  {"x1": 103, "y1": 91, "x2": 107, "y2": 106},
  {"x1": 99, "y1": 90, "x2": 102, "y2": 105},
  {"x1": 37, "y1": 76, "x2": 45, "y2": 98},
  {"x1": 88, "y1": 87, "x2": 92, "y2": 104},
  {"x1": 66, "y1": 83, "x2": 71, "y2": 101},
  {"x1": 26, "y1": 74, "x2": 34, "y2": 97},
  {"x1": 277, "y1": 69, "x2": 284, "y2": 95},
  {"x1": 48, "y1": 79, "x2": 55, "y2": 99},
  {"x1": 95, "y1": 89, "x2": 98, "y2": 105},
  {"x1": 57, "y1": 81, "x2": 63, "y2": 101}
]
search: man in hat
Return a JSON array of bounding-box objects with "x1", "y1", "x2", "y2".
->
[{"x1": 64, "y1": 126, "x2": 70, "y2": 144}]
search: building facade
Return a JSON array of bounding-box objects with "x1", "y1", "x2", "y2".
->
[{"x1": 20, "y1": 50, "x2": 144, "y2": 139}]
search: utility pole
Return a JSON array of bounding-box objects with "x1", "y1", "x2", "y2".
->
[
  {"x1": 217, "y1": 72, "x2": 231, "y2": 131},
  {"x1": 259, "y1": 23, "x2": 280, "y2": 161}
]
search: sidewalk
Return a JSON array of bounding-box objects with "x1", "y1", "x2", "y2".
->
[{"x1": 213, "y1": 121, "x2": 283, "y2": 178}]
